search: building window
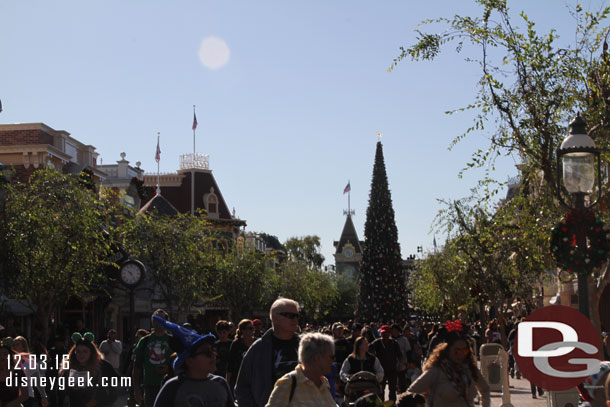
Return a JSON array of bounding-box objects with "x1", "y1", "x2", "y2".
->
[
  {"x1": 208, "y1": 194, "x2": 217, "y2": 214},
  {"x1": 204, "y1": 188, "x2": 219, "y2": 219}
]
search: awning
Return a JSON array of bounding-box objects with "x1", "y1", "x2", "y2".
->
[{"x1": 0, "y1": 296, "x2": 35, "y2": 316}]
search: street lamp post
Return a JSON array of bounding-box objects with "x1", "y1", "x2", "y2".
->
[{"x1": 555, "y1": 114, "x2": 602, "y2": 318}]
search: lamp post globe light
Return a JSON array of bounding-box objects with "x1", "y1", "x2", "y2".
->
[{"x1": 555, "y1": 114, "x2": 602, "y2": 318}]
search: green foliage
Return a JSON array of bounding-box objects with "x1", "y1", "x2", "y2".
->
[
  {"x1": 285, "y1": 235, "x2": 325, "y2": 269},
  {"x1": 276, "y1": 259, "x2": 338, "y2": 320},
  {"x1": 117, "y1": 210, "x2": 218, "y2": 315},
  {"x1": 391, "y1": 0, "x2": 610, "y2": 318},
  {"x1": 410, "y1": 242, "x2": 472, "y2": 315},
  {"x1": 392, "y1": 0, "x2": 610, "y2": 200},
  {"x1": 277, "y1": 235, "x2": 337, "y2": 320},
  {"x1": 328, "y1": 272, "x2": 359, "y2": 320},
  {"x1": 3, "y1": 169, "x2": 113, "y2": 339},
  {"x1": 214, "y1": 249, "x2": 278, "y2": 321}
]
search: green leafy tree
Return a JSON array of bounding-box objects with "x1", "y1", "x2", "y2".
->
[
  {"x1": 391, "y1": 0, "x2": 610, "y2": 199},
  {"x1": 410, "y1": 241, "x2": 472, "y2": 316},
  {"x1": 214, "y1": 249, "x2": 278, "y2": 321},
  {"x1": 285, "y1": 235, "x2": 325, "y2": 269},
  {"x1": 328, "y1": 272, "x2": 359, "y2": 321},
  {"x1": 117, "y1": 211, "x2": 218, "y2": 315},
  {"x1": 276, "y1": 260, "x2": 337, "y2": 321},
  {"x1": 3, "y1": 169, "x2": 112, "y2": 342},
  {"x1": 277, "y1": 235, "x2": 337, "y2": 320},
  {"x1": 357, "y1": 141, "x2": 407, "y2": 323},
  {"x1": 391, "y1": 0, "x2": 610, "y2": 328}
]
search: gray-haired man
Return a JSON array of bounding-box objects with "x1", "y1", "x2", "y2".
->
[{"x1": 235, "y1": 298, "x2": 300, "y2": 407}]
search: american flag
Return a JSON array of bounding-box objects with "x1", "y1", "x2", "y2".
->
[
  {"x1": 155, "y1": 137, "x2": 161, "y2": 163},
  {"x1": 192, "y1": 112, "x2": 198, "y2": 131},
  {"x1": 343, "y1": 181, "x2": 351, "y2": 194}
]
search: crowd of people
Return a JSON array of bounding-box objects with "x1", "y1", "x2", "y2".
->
[{"x1": 4, "y1": 302, "x2": 610, "y2": 406}]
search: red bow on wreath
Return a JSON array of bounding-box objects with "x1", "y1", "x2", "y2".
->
[
  {"x1": 446, "y1": 319, "x2": 463, "y2": 333},
  {"x1": 565, "y1": 209, "x2": 595, "y2": 224}
]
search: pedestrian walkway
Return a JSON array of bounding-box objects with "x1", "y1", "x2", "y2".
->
[{"x1": 488, "y1": 376, "x2": 548, "y2": 407}]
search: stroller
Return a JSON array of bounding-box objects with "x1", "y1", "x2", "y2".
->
[{"x1": 343, "y1": 371, "x2": 383, "y2": 407}]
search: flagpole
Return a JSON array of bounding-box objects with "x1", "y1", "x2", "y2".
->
[
  {"x1": 193, "y1": 105, "x2": 196, "y2": 155},
  {"x1": 191, "y1": 105, "x2": 196, "y2": 215},
  {"x1": 156, "y1": 132, "x2": 161, "y2": 196},
  {"x1": 348, "y1": 180, "x2": 351, "y2": 215}
]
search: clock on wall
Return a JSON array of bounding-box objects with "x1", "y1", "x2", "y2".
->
[{"x1": 344, "y1": 248, "x2": 354, "y2": 258}]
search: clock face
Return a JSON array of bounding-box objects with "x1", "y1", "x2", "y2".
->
[
  {"x1": 344, "y1": 265, "x2": 356, "y2": 278},
  {"x1": 344, "y1": 248, "x2": 354, "y2": 258},
  {"x1": 120, "y1": 261, "x2": 143, "y2": 286}
]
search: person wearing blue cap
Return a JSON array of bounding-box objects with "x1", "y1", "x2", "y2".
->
[{"x1": 152, "y1": 315, "x2": 234, "y2": 407}]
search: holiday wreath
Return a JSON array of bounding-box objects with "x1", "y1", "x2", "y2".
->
[{"x1": 550, "y1": 209, "x2": 610, "y2": 274}]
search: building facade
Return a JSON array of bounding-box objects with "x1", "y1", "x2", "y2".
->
[{"x1": 333, "y1": 214, "x2": 364, "y2": 280}]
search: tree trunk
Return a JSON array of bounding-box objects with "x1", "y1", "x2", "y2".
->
[{"x1": 37, "y1": 307, "x2": 51, "y2": 347}]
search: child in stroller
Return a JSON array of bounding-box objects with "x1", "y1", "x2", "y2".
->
[{"x1": 343, "y1": 371, "x2": 383, "y2": 406}]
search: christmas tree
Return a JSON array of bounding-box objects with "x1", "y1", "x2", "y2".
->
[{"x1": 357, "y1": 141, "x2": 407, "y2": 322}]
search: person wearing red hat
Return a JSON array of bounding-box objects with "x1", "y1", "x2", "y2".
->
[{"x1": 371, "y1": 325, "x2": 401, "y2": 401}]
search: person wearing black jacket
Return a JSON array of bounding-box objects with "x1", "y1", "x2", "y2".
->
[{"x1": 371, "y1": 325, "x2": 401, "y2": 401}]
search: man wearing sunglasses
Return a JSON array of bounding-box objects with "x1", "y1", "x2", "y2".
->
[{"x1": 235, "y1": 297, "x2": 301, "y2": 407}]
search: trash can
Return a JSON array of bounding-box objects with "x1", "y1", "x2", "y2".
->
[
  {"x1": 547, "y1": 388, "x2": 579, "y2": 407},
  {"x1": 480, "y1": 343, "x2": 504, "y2": 392}
]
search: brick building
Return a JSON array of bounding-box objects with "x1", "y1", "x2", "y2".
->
[{"x1": 0, "y1": 122, "x2": 106, "y2": 183}]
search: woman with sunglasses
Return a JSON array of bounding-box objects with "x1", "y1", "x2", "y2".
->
[
  {"x1": 407, "y1": 322, "x2": 490, "y2": 407},
  {"x1": 227, "y1": 319, "x2": 256, "y2": 390}
]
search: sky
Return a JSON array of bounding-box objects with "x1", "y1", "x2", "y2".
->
[{"x1": 0, "y1": 0, "x2": 607, "y2": 266}]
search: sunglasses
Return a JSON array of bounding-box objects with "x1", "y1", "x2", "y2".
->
[
  {"x1": 278, "y1": 312, "x2": 300, "y2": 320},
  {"x1": 454, "y1": 348, "x2": 470, "y2": 356}
]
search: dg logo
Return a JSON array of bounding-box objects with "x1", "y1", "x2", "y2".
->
[{"x1": 514, "y1": 305, "x2": 600, "y2": 391}]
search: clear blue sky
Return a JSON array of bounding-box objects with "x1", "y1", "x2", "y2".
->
[{"x1": 0, "y1": 0, "x2": 605, "y2": 265}]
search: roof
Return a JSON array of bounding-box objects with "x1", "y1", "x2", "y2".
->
[
  {"x1": 143, "y1": 170, "x2": 243, "y2": 224},
  {"x1": 138, "y1": 194, "x2": 179, "y2": 217},
  {"x1": 335, "y1": 214, "x2": 362, "y2": 254}
]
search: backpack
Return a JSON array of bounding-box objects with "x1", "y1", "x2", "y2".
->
[{"x1": 288, "y1": 371, "x2": 297, "y2": 403}]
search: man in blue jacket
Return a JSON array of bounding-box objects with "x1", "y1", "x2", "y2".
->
[{"x1": 235, "y1": 298, "x2": 300, "y2": 407}]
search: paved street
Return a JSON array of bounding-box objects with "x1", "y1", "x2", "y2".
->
[{"x1": 109, "y1": 377, "x2": 558, "y2": 407}]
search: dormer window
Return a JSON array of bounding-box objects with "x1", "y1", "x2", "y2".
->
[
  {"x1": 208, "y1": 194, "x2": 217, "y2": 214},
  {"x1": 203, "y1": 187, "x2": 219, "y2": 219}
]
